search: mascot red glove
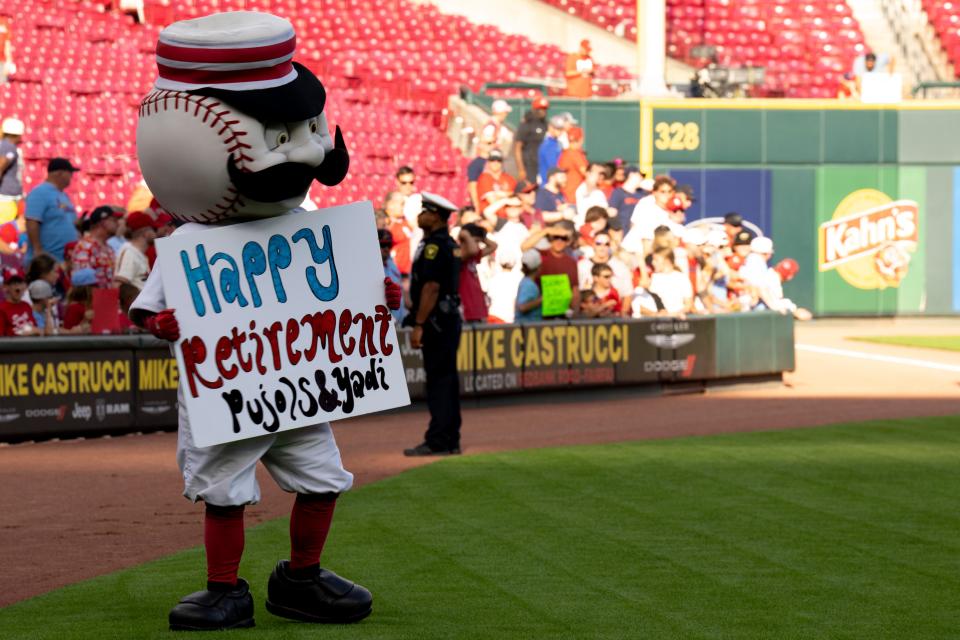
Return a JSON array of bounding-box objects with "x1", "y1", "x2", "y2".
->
[
  {"x1": 384, "y1": 277, "x2": 402, "y2": 310},
  {"x1": 144, "y1": 309, "x2": 180, "y2": 341}
]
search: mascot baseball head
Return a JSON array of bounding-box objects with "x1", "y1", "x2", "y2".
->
[{"x1": 137, "y1": 11, "x2": 349, "y2": 223}]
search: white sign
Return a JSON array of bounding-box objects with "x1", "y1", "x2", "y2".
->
[
  {"x1": 860, "y1": 73, "x2": 903, "y2": 104},
  {"x1": 157, "y1": 202, "x2": 410, "y2": 447}
]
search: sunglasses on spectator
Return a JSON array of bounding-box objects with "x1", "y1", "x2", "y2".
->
[
  {"x1": 595, "y1": 241, "x2": 610, "y2": 247},
  {"x1": 399, "y1": 179, "x2": 415, "y2": 186},
  {"x1": 548, "y1": 235, "x2": 569, "y2": 241}
]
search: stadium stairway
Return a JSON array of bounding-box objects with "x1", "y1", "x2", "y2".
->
[
  {"x1": 1, "y1": 0, "x2": 633, "y2": 213},
  {"x1": 919, "y1": 0, "x2": 960, "y2": 78}
]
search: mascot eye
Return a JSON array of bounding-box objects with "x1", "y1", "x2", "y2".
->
[
  {"x1": 309, "y1": 119, "x2": 319, "y2": 135},
  {"x1": 265, "y1": 123, "x2": 290, "y2": 150}
]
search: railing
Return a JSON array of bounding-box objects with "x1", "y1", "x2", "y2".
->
[{"x1": 912, "y1": 80, "x2": 960, "y2": 98}]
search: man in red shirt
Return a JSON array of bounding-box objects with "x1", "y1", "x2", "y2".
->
[
  {"x1": 564, "y1": 39, "x2": 594, "y2": 98},
  {"x1": 385, "y1": 190, "x2": 415, "y2": 275},
  {"x1": 0, "y1": 266, "x2": 38, "y2": 336},
  {"x1": 520, "y1": 224, "x2": 580, "y2": 317},
  {"x1": 475, "y1": 149, "x2": 516, "y2": 213},
  {"x1": 558, "y1": 127, "x2": 588, "y2": 204},
  {"x1": 72, "y1": 206, "x2": 119, "y2": 288}
]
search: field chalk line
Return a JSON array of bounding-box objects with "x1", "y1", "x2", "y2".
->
[{"x1": 796, "y1": 344, "x2": 960, "y2": 374}]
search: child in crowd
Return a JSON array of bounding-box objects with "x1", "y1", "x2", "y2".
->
[
  {"x1": 0, "y1": 267, "x2": 39, "y2": 336},
  {"x1": 579, "y1": 290, "x2": 605, "y2": 318},
  {"x1": 26, "y1": 253, "x2": 62, "y2": 295},
  {"x1": 515, "y1": 249, "x2": 543, "y2": 323},
  {"x1": 649, "y1": 247, "x2": 694, "y2": 316},
  {"x1": 62, "y1": 268, "x2": 97, "y2": 332},
  {"x1": 590, "y1": 263, "x2": 621, "y2": 316},
  {"x1": 27, "y1": 280, "x2": 58, "y2": 335}
]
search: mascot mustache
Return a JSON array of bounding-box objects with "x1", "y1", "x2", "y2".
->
[{"x1": 226, "y1": 125, "x2": 350, "y2": 203}]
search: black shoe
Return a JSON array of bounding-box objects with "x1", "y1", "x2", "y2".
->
[
  {"x1": 168, "y1": 578, "x2": 255, "y2": 631},
  {"x1": 403, "y1": 443, "x2": 462, "y2": 457},
  {"x1": 265, "y1": 560, "x2": 372, "y2": 624}
]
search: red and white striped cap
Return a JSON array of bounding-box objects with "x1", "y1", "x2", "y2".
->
[{"x1": 155, "y1": 11, "x2": 298, "y2": 92}]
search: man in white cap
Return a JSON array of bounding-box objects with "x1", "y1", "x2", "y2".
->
[
  {"x1": 0, "y1": 117, "x2": 23, "y2": 224},
  {"x1": 480, "y1": 99, "x2": 512, "y2": 154},
  {"x1": 129, "y1": 11, "x2": 398, "y2": 631},
  {"x1": 741, "y1": 235, "x2": 774, "y2": 289}
]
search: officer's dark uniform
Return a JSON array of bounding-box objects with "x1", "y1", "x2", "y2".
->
[{"x1": 409, "y1": 219, "x2": 462, "y2": 453}]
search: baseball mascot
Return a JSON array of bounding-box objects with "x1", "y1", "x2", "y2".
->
[{"x1": 130, "y1": 11, "x2": 402, "y2": 631}]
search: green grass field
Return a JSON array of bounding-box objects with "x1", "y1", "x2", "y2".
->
[
  {"x1": 2, "y1": 416, "x2": 959, "y2": 639},
  {"x1": 851, "y1": 335, "x2": 960, "y2": 352}
]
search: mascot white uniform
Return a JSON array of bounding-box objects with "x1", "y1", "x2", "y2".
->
[{"x1": 130, "y1": 11, "x2": 401, "y2": 631}]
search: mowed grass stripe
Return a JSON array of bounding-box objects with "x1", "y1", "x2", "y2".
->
[
  {"x1": 850, "y1": 335, "x2": 960, "y2": 352},
  {"x1": 1, "y1": 416, "x2": 958, "y2": 639}
]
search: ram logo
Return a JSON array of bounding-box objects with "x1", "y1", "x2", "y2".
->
[{"x1": 645, "y1": 333, "x2": 695, "y2": 349}]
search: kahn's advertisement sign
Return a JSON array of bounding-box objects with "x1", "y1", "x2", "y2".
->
[{"x1": 818, "y1": 189, "x2": 919, "y2": 290}]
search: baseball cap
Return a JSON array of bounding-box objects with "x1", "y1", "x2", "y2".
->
[
  {"x1": 521, "y1": 249, "x2": 542, "y2": 270},
  {"x1": 1, "y1": 266, "x2": 25, "y2": 283},
  {"x1": 750, "y1": 236, "x2": 774, "y2": 254},
  {"x1": 561, "y1": 112, "x2": 578, "y2": 125},
  {"x1": 420, "y1": 192, "x2": 458, "y2": 219},
  {"x1": 126, "y1": 210, "x2": 155, "y2": 232},
  {"x1": 152, "y1": 211, "x2": 174, "y2": 229},
  {"x1": 567, "y1": 126, "x2": 584, "y2": 142},
  {"x1": 706, "y1": 229, "x2": 729, "y2": 247},
  {"x1": 733, "y1": 230, "x2": 753, "y2": 246},
  {"x1": 86, "y1": 205, "x2": 120, "y2": 227},
  {"x1": 532, "y1": 97, "x2": 549, "y2": 110},
  {"x1": 723, "y1": 212, "x2": 744, "y2": 227},
  {"x1": 548, "y1": 115, "x2": 567, "y2": 129},
  {"x1": 488, "y1": 149, "x2": 504, "y2": 162},
  {"x1": 491, "y1": 99, "x2": 513, "y2": 114},
  {"x1": 514, "y1": 179, "x2": 537, "y2": 195},
  {"x1": 47, "y1": 157, "x2": 80, "y2": 173},
  {"x1": 623, "y1": 165, "x2": 642, "y2": 178},
  {"x1": 1, "y1": 118, "x2": 24, "y2": 136},
  {"x1": 547, "y1": 167, "x2": 566, "y2": 179},
  {"x1": 71, "y1": 268, "x2": 97, "y2": 287},
  {"x1": 28, "y1": 280, "x2": 56, "y2": 301},
  {"x1": 774, "y1": 258, "x2": 800, "y2": 281}
]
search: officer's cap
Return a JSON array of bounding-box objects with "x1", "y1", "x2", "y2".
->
[{"x1": 420, "y1": 192, "x2": 458, "y2": 219}]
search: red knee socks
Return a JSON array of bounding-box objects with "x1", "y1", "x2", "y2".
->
[
  {"x1": 204, "y1": 504, "x2": 245, "y2": 589},
  {"x1": 289, "y1": 493, "x2": 338, "y2": 577}
]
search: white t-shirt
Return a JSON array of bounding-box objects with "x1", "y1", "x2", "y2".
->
[
  {"x1": 622, "y1": 195, "x2": 671, "y2": 252},
  {"x1": 115, "y1": 243, "x2": 150, "y2": 290},
  {"x1": 486, "y1": 267, "x2": 524, "y2": 324},
  {"x1": 578, "y1": 256, "x2": 632, "y2": 296},
  {"x1": 631, "y1": 287, "x2": 659, "y2": 317},
  {"x1": 649, "y1": 270, "x2": 693, "y2": 314},
  {"x1": 574, "y1": 184, "x2": 608, "y2": 226},
  {"x1": 740, "y1": 253, "x2": 769, "y2": 288},
  {"x1": 492, "y1": 220, "x2": 529, "y2": 267}
]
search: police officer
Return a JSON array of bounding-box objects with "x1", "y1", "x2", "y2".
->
[{"x1": 403, "y1": 192, "x2": 463, "y2": 456}]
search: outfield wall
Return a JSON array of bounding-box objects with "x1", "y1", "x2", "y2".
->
[
  {"x1": 470, "y1": 93, "x2": 960, "y2": 316},
  {"x1": 0, "y1": 312, "x2": 793, "y2": 442}
]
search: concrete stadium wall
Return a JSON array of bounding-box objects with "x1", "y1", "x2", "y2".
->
[
  {"x1": 471, "y1": 92, "x2": 960, "y2": 316},
  {"x1": 0, "y1": 313, "x2": 794, "y2": 442}
]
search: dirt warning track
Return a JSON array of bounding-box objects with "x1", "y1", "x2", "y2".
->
[{"x1": 1, "y1": 318, "x2": 957, "y2": 607}]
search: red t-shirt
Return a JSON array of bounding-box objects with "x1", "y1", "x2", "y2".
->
[
  {"x1": 0, "y1": 300, "x2": 35, "y2": 336},
  {"x1": 63, "y1": 302, "x2": 88, "y2": 330},
  {"x1": 558, "y1": 149, "x2": 588, "y2": 204},
  {"x1": 389, "y1": 220, "x2": 414, "y2": 275},
  {"x1": 476, "y1": 171, "x2": 517, "y2": 211},
  {"x1": 458, "y1": 255, "x2": 488, "y2": 322}
]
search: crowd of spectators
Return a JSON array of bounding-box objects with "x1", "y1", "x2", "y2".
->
[
  {"x1": 0, "y1": 148, "x2": 173, "y2": 337},
  {"x1": 376, "y1": 98, "x2": 810, "y2": 325},
  {"x1": 0, "y1": 95, "x2": 810, "y2": 338}
]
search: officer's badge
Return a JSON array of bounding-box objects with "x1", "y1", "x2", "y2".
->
[{"x1": 425, "y1": 244, "x2": 438, "y2": 260}]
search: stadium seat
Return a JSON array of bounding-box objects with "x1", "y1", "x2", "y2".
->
[
  {"x1": 535, "y1": 0, "x2": 867, "y2": 96},
  {"x1": 2, "y1": 0, "x2": 633, "y2": 212}
]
